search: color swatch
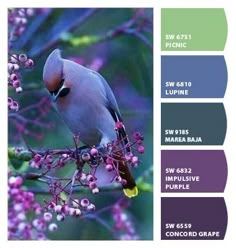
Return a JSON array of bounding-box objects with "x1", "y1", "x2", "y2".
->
[
  {"x1": 161, "y1": 150, "x2": 227, "y2": 192},
  {"x1": 160, "y1": 8, "x2": 228, "y2": 241},
  {"x1": 161, "y1": 197, "x2": 228, "y2": 240},
  {"x1": 161, "y1": 8, "x2": 227, "y2": 51},
  {"x1": 161, "y1": 103, "x2": 227, "y2": 145},
  {"x1": 161, "y1": 56, "x2": 228, "y2": 98}
]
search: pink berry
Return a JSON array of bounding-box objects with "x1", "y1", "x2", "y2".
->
[
  {"x1": 80, "y1": 198, "x2": 90, "y2": 208},
  {"x1": 105, "y1": 164, "x2": 113, "y2": 172},
  {"x1": 34, "y1": 154, "x2": 42, "y2": 163},
  {"x1": 115, "y1": 121, "x2": 124, "y2": 129},
  {"x1": 106, "y1": 157, "x2": 113, "y2": 164},
  {"x1": 12, "y1": 80, "x2": 20, "y2": 88},
  {"x1": 86, "y1": 174, "x2": 94, "y2": 182},
  {"x1": 137, "y1": 145, "x2": 145, "y2": 154},
  {"x1": 15, "y1": 176, "x2": 23, "y2": 186},
  {"x1": 16, "y1": 87, "x2": 23, "y2": 93},
  {"x1": 25, "y1": 59, "x2": 34, "y2": 67},
  {"x1": 54, "y1": 205, "x2": 62, "y2": 213},
  {"x1": 43, "y1": 212, "x2": 52, "y2": 222},
  {"x1": 10, "y1": 101, "x2": 19, "y2": 111},
  {"x1": 47, "y1": 202, "x2": 56, "y2": 210},
  {"x1": 48, "y1": 223, "x2": 58, "y2": 232},
  {"x1": 10, "y1": 73, "x2": 18, "y2": 81},
  {"x1": 132, "y1": 156, "x2": 139, "y2": 164},
  {"x1": 133, "y1": 132, "x2": 141, "y2": 140},
  {"x1": 8, "y1": 97, "x2": 13, "y2": 106},
  {"x1": 121, "y1": 179, "x2": 127, "y2": 186},
  {"x1": 90, "y1": 148, "x2": 98, "y2": 156},
  {"x1": 89, "y1": 181, "x2": 97, "y2": 189},
  {"x1": 18, "y1": 54, "x2": 27, "y2": 62},
  {"x1": 82, "y1": 152, "x2": 91, "y2": 162},
  {"x1": 92, "y1": 188, "x2": 99, "y2": 194},
  {"x1": 125, "y1": 152, "x2": 133, "y2": 162},
  {"x1": 56, "y1": 213, "x2": 65, "y2": 221},
  {"x1": 87, "y1": 203, "x2": 96, "y2": 211},
  {"x1": 74, "y1": 209, "x2": 81, "y2": 216}
]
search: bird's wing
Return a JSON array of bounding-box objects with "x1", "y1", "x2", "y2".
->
[{"x1": 91, "y1": 71, "x2": 130, "y2": 152}]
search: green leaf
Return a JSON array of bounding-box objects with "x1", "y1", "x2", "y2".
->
[
  {"x1": 9, "y1": 157, "x2": 24, "y2": 170},
  {"x1": 8, "y1": 147, "x2": 32, "y2": 170},
  {"x1": 138, "y1": 182, "x2": 153, "y2": 192}
]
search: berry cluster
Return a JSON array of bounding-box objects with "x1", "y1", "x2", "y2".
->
[
  {"x1": 112, "y1": 199, "x2": 139, "y2": 240},
  {"x1": 45, "y1": 197, "x2": 96, "y2": 222},
  {"x1": 8, "y1": 8, "x2": 35, "y2": 46},
  {"x1": 8, "y1": 175, "x2": 58, "y2": 240},
  {"x1": 8, "y1": 8, "x2": 35, "y2": 112},
  {"x1": 27, "y1": 130, "x2": 144, "y2": 223},
  {"x1": 8, "y1": 53, "x2": 34, "y2": 111}
]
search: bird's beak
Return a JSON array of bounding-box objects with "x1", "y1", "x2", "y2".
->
[{"x1": 51, "y1": 92, "x2": 59, "y2": 102}]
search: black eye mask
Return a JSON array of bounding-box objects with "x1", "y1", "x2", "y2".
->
[
  {"x1": 49, "y1": 78, "x2": 70, "y2": 98},
  {"x1": 59, "y1": 87, "x2": 70, "y2": 98}
]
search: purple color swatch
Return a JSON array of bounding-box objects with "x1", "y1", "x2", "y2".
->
[
  {"x1": 161, "y1": 197, "x2": 227, "y2": 240},
  {"x1": 161, "y1": 150, "x2": 227, "y2": 192}
]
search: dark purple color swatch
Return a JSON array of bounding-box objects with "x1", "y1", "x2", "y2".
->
[
  {"x1": 161, "y1": 150, "x2": 227, "y2": 192},
  {"x1": 161, "y1": 197, "x2": 227, "y2": 240}
]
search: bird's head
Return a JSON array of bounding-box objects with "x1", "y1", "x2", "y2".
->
[{"x1": 43, "y1": 49, "x2": 70, "y2": 102}]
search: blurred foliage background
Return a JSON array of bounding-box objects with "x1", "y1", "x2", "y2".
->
[{"x1": 8, "y1": 8, "x2": 153, "y2": 240}]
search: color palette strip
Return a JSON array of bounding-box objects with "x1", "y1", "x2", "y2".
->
[
  {"x1": 161, "y1": 150, "x2": 227, "y2": 192},
  {"x1": 161, "y1": 197, "x2": 228, "y2": 240},
  {"x1": 161, "y1": 56, "x2": 228, "y2": 98},
  {"x1": 161, "y1": 8, "x2": 227, "y2": 51},
  {"x1": 161, "y1": 103, "x2": 227, "y2": 145}
]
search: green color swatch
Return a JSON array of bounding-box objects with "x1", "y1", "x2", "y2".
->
[{"x1": 161, "y1": 8, "x2": 227, "y2": 51}]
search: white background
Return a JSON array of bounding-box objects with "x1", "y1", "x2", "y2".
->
[{"x1": 1, "y1": 0, "x2": 236, "y2": 247}]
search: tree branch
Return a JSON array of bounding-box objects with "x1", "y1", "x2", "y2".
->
[
  {"x1": 9, "y1": 145, "x2": 153, "y2": 194},
  {"x1": 60, "y1": 11, "x2": 152, "y2": 50}
]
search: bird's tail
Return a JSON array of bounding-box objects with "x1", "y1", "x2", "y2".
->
[{"x1": 114, "y1": 152, "x2": 138, "y2": 198}]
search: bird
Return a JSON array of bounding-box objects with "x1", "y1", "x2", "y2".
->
[{"x1": 43, "y1": 49, "x2": 138, "y2": 198}]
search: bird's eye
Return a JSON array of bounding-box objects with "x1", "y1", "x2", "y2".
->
[{"x1": 59, "y1": 88, "x2": 70, "y2": 98}]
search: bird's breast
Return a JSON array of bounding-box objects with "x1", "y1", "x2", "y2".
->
[{"x1": 56, "y1": 96, "x2": 116, "y2": 146}]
